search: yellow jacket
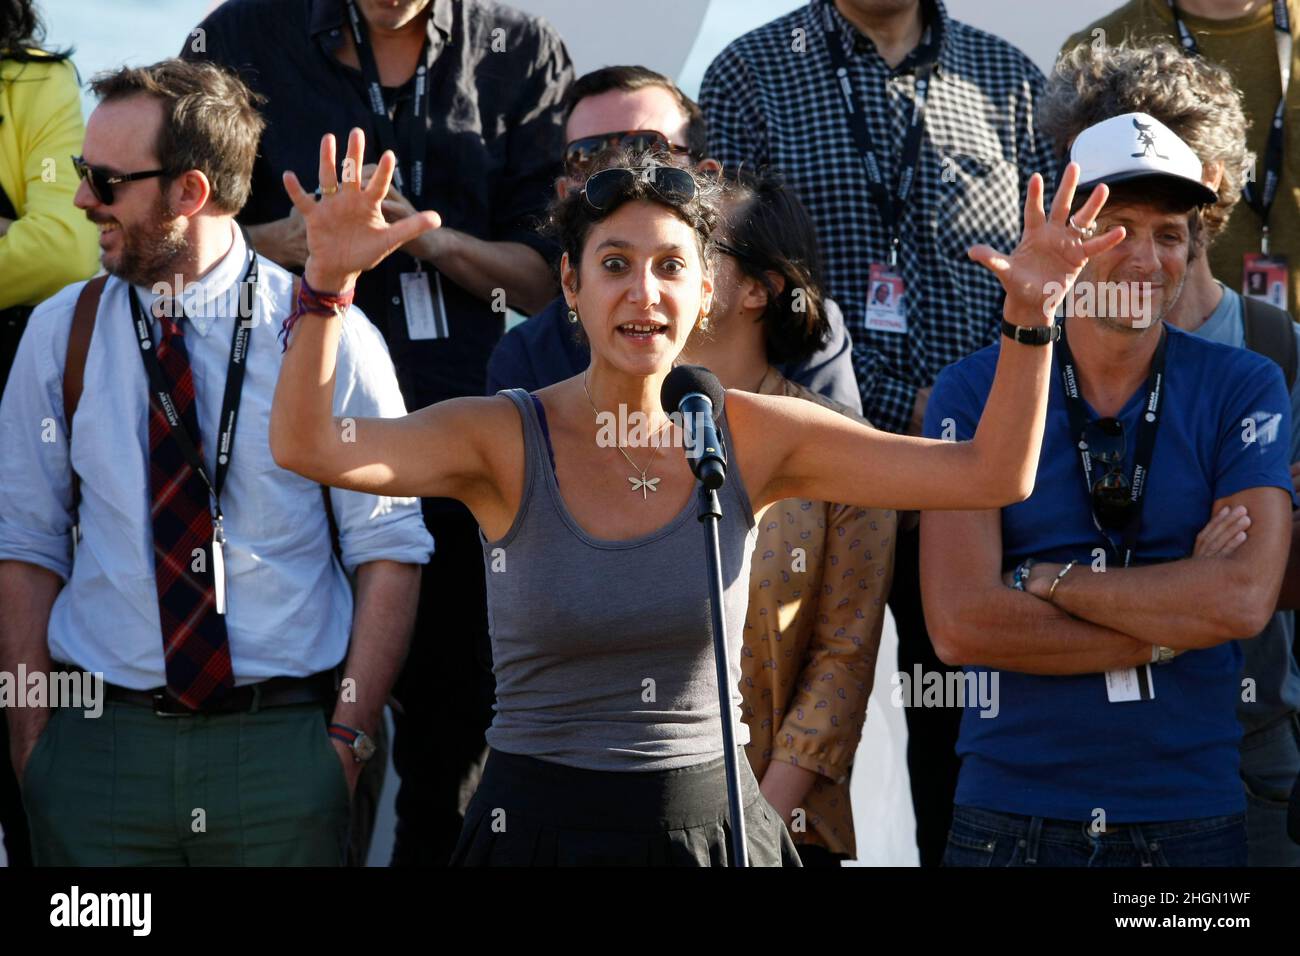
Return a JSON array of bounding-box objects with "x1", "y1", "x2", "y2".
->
[{"x1": 0, "y1": 51, "x2": 99, "y2": 310}]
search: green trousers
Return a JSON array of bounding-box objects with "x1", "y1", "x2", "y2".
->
[{"x1": 22, "y1": 700, "x2": 350, "y2": 866}]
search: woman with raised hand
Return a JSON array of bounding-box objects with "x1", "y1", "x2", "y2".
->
[{"x1": 270, "y1": 128, "x2": 1121, "y2": 867}]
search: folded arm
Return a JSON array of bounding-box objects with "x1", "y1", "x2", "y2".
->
[
  {"x1": 921, "y1": 507, "x2": 1152, "y2": 675},
  {"x1": 1033, "y1": 487, "x2": 1291, "y2": 648}
]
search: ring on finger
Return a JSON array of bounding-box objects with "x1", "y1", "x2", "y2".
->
[
  {"x1": 317, "y1": 185, "x2": 339, "y2": 197},
  {"x1": 1068, "y1": 214, "x2": 1096, "y2": 239}
]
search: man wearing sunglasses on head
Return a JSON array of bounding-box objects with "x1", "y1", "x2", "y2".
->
[
  {"x1": 921, "y1": 112, "x2": 1294, "y2": 867},
  {"x1": 485, "y1": 65, "x2": 862, "y2": 415},
  {"x1": 0, "y1": 59, "x2": 432, "y2": 866}
]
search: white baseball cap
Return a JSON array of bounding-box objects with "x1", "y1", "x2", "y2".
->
[{"x1": 1069, "y1": 112, "x2": 1218, "y2": 207}]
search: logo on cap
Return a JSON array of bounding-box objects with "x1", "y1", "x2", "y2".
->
[{"x1": 1131, "y1": 118, "x2": 1168, "y2": 161}]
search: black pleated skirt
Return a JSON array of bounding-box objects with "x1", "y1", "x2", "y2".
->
[{"x1": 450, "y1": 748, "x2": 802, "y2": 867}]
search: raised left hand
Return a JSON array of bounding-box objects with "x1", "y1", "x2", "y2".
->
[{"x1": 283, "y1": 128, "x2": 442, "y2": 293}]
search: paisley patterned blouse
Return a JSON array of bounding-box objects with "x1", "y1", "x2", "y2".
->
[{"x1": 739, "y1": 375, "x2": 897, "y2": 857}]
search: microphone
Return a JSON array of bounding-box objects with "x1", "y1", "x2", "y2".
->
[{"x1": 661, "y1": 365, "x2": 727, "y2": 490}]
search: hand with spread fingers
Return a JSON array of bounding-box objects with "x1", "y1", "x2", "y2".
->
[
  {"x1": 967, "y1": 161, "x2": 1126, "y2": 326},
  {"x1": 283, "y1": 128, "x2": 442, "y2": 294}
]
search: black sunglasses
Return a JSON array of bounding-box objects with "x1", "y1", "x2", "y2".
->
[
  {"x1": 564, "y1": 130, "x2": 694, "y2": 177},
  {"x1": 582, "y1": 165, "x2": 698, "y2": 213},
  {"x1": 1081, "y1": 417, "x2": 1134, "y2": 530},
  {"x1": 72, "y1": 155, "x2": 169, "y2": 205}
]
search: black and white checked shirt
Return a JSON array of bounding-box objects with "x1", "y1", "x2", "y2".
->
[{"x1": 701, "y1": 0, "x2": 1060, "y2": 434}]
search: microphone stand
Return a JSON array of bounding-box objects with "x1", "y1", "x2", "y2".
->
[{"x1": 697, "y1": 483, "x2": 749, "y2": 867}]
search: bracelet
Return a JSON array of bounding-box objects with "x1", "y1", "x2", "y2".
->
[
  {"x1": 1011, "y1": 558, "x2": 1037, "y2": 592},
  {"x1": 277, "y1": 275, "x2": 356, "y2": 352},
  {"x1": 1047, "y1": 560, "x2": 1078, "y2": 603}
]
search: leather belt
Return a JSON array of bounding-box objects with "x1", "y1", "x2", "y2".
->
[{"x1": 56, "y1": 664, "x2": 338, "y2": 717}]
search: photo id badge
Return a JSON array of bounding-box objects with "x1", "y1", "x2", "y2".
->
[
  {"x1": 1243, "y1": 253, "x2": 1289, "y2": 310},
  {"x1": 865, "y1": 262, "x2": 907, "y2": 334},
  {"x1": 401, "y1": 269, "x2": 450, "y2": 340},
  {"x1": 1104, "y1": 664, "x2": 1154, "y2": 703}
]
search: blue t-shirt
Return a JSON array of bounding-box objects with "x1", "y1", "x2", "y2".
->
[{"x1": 924, "y1": 324, "x2": 1293, "y2": 822}]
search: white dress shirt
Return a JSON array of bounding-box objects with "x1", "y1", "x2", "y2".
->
[{"x1": 0, "y1": 225, "x2": 433, "y2": 689}]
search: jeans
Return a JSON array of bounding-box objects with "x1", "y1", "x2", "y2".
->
[
  {"x1": 1240, "y1": 712, "x2": 1300, "y2": 866},
  {"x1": 943, "y1": 805, "x2": 1248, "y2": 867}
]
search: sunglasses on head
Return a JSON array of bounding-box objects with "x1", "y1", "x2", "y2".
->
[
  {"x1": 1081, "y1": 417, "x2": 1134, "y2": 530},
  {"x1": 581, "y1": 164, "x2": 698, "y2": 213},
  {"x1": 564, "y1": 130, "x2": 694, "y2": 177},
  {"x1": 72, "y1": 155, "x2": 169, "y2": 205}
]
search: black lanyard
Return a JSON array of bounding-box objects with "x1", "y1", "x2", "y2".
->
[
  {"x1": 345, "y1": 0, "x2": 431, "y2": 202},
  {"x1": 1169, "y1": 0, "x2": 1292, "y2": 251},
  {"x1": 1057, "y1": 324, "x2": 1167, "y2": 568},
  {"x1": 128, "y1": 240, "x2": 259, "y2": 533},
  {"x1": 820, "y1": 0, "x2": 938, "y2": 266}
]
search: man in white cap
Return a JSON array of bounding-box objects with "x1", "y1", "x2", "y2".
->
[
  {"x1": 1039, "y1": 40, "x2": 1300, "y2": 868},
  {"x1": 920, "y1": 112, "x2": 1294, "y2": 866}
]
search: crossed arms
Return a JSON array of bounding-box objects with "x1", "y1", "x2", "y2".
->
[{"x1": 921, "y1": 486, "x2": 1292, "y2": 675}]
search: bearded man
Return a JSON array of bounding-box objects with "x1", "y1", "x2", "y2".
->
[{"x1": 0, "y1": 58, "x2": 432, "y2": 866}]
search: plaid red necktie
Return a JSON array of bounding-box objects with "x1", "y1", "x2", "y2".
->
[{"x1": 147, "y1": 308, "x2": 234, "y2": 709}]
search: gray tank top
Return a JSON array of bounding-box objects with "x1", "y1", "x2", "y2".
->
[{"x1": 480, "y1": 387, "x2": 759, "y2": 771}]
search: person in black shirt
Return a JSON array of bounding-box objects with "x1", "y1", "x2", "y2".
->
[{"x1": 184, "y1": 0, "x2": 573, "y2": 866}]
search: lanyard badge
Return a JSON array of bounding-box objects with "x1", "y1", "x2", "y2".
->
[
  {"x1": 821, "y1": 2, "x2": 935, "y2": 332},
  {"x1": 129, "y1": 242, "x2": 258, "y2": 615}
]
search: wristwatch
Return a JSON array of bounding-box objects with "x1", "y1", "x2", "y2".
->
[
  {"x1": 328, "y1": 722, "x2": 377, "y2": 763},
  {"x1": 1001, "y1": 319, "x2": 1061, "y2": 346}
]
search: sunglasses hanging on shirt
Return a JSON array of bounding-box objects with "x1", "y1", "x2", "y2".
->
[{"x1": 1057, "y1": 322, "x2": 1167, "y2": 569}]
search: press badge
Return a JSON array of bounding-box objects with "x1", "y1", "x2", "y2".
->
[
  {"x1": 1243, "y1": 253, "x2": 1289, "y2": 310},
  {"x1": 212, "y1": 522, "x2": 227, "y2": 616},
  {"x1": 865, "y1": 262, "x2": 908, "y2": 333},
  {"x1": 1104, "y1": 664, "x2": 1154, "y2": 703},
  {"x1": 400, "y1": 269, "x2": 450, "y2": 340}
]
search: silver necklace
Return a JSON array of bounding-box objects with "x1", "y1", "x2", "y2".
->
[{"x1": 583, "y1": 373, "x2": 674, "y2": 500}]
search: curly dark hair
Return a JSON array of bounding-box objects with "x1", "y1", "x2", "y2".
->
[
  {"x1": 717, "y1": 168, "x2": 829, "y2": 365},
  {"x1": 544, "y1": 146, "x2": 723, "y2": 288}
]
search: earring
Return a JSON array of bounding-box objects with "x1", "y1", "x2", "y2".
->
[
  {"x1": 698, "y1": 311, "x2": 710, "y2": 332},
  {"x1": 567, "y1": 308, "x2": 579, "y2": 324}
]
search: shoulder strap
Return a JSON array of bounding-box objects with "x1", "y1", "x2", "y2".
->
[
  {"x1": 1242, "y1": 294, "x2": 1298, "y2": 391},
  {"x1": 64, "y1": 274, "x2": 108, "y2": 434}
]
